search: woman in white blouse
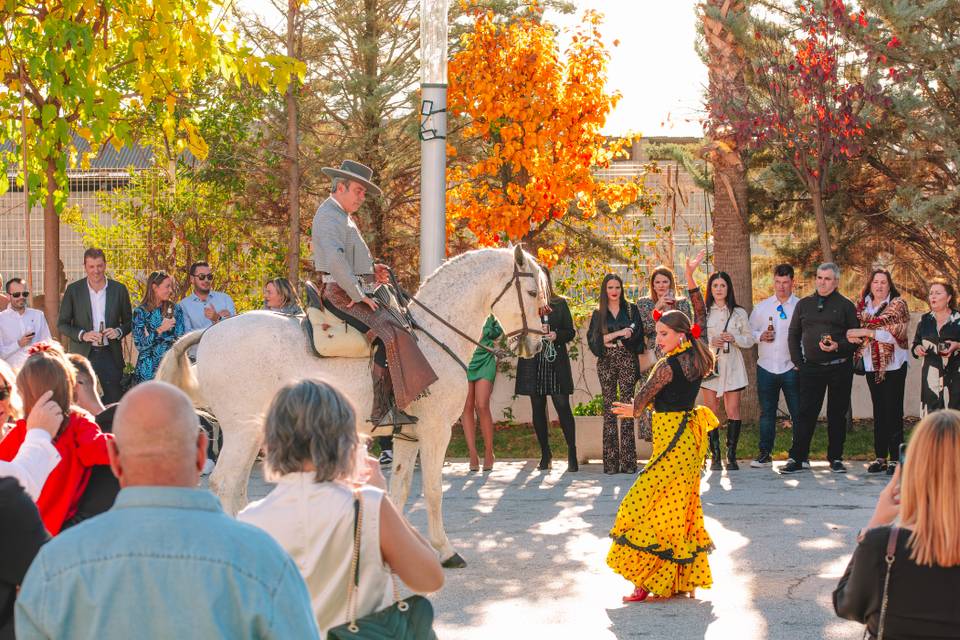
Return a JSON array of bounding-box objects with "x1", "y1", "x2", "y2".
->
[
  {"x1": 238, "y1": 378, "x2": 443, "y2": 635},
  {"x1": 701, "y1": 272, "x2": 755, "y2": 471}
]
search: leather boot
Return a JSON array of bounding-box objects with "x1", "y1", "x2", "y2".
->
[
  {"x1": 533, "y1": 420, "x2": 552, "y2": 470},
  {"x1": 709, "y1": 429, "x2": 723, "y2": 471},
  {"x1": 726, "y1": 419, "x2": 742, "y2": 471},
  {"x1": 560, "y1": 419, "x2": 579, "y2": 472},
  {"x1": 368, "y1": 364, "x2": 418, "y2": 428}
]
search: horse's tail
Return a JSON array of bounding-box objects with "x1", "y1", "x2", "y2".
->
[{"x1": 156, "y1": 330, "x2": 206, "y2": 407}]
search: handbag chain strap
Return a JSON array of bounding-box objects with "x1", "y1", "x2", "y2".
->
[
  {"x1": 874, "y1": 526, "x2": 899, "y2": 640},
  {"x1": 344, "y1": 489, "x2": 407, "y2": 633}
]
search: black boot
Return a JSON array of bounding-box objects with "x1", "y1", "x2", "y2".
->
[
  {"x1": 368, "y1": 365, "x2": 418, "y2": 428},
  {"x1": 709, "y1": 429, "x2": 723, "y2": 471},
  {"x1": 533, "y1": 420, "x2": 552, "y2": 470},
  {"x1": 560, "y1": 418, "x2": 578, "y2": 472},
  {"x1": 726, "y1": 420, "x2": 742, "y2": 471}
]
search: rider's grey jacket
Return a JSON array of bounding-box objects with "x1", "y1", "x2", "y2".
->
[{"x1": 311, "y1": 197, "x2": 374, "y2": 302}]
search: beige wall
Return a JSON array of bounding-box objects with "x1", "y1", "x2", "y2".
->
[{"x1": 488, "y1": 313, "x2": 924, "y2": 424}]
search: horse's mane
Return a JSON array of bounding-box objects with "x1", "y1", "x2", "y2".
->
[{"x1": 417, "y1": 247, "x2": 520, "y2": 292}]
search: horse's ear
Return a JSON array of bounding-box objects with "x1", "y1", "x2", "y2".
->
[{"x1": 513, "y1": 244, "x2": 524, "y2": 267}]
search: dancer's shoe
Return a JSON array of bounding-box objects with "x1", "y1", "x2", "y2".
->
[{"x1": 622, "y1": 586, "x2": 649, "y2": 603}]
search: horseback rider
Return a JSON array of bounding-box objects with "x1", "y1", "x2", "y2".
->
[{"x1": 311, "y1": 160, "x2": 438, "y2": 428}]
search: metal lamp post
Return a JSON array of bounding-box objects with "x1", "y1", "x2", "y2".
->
[{"x1": 418, "y1": 0, "x2": 449, "y2": 282}]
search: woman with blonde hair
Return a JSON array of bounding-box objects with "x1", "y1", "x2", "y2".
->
[
  {"x1": 132, "y1": 271, "x2": 184, "y2": 384},
  {"x1": 834, "y1": 409, "x2": 960, "y2": 638},
  {"x1": 238, "y1": 378, "x2": 443, "y2": 635},
  {"x1": 263, "y1": 277, "x2": 301, "y2": 314}
]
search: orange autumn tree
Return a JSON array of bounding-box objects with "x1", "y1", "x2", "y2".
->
[{"x1": 447, "y1": 7, "x2": 643, "y2": 265}]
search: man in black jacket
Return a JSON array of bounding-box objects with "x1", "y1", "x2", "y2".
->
[
  {"x1": 781, "y1": 262, "x2": 859, "y2": 474},
  {"x1": 0, "y1": 477, "x2": 48, "y2": 640},
  {"x1": 57, "y1": 248, "x2": 132, "y2": 404}
]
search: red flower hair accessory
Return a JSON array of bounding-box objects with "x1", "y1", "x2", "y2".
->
[
  {"x1": 652, "y1": 309, "x2": 663, "y2": 321},
  {"x1": 689, "y1": 324, "x2": 702, "y2": 339},
  {"x1": 27, "y1": 341, "x2": 55, "y2": 355}
]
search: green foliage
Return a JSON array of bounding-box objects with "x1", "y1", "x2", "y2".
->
[
  {"x1": 63, "y1": 168, "x2": 286, "y2": 312},
  {"x1": 572, "y1": 394, "x2": 603, "y2": 416}
]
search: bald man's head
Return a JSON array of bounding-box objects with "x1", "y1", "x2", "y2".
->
[{"x1": 109, "y1": 381, "x2": 206, "y2": 488}]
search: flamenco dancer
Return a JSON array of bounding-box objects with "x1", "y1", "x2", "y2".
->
[{"x1": 609, "y1": 249, "x2": 719, "y2": 603}]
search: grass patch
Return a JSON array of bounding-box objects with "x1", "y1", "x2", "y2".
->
[{"x1": 436, "y1": 419, "x2": 916, "y2": 462}]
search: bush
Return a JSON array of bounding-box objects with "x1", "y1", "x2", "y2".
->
[{"x1": 573, "y1": 394, "x2": 603, "y2": 416}]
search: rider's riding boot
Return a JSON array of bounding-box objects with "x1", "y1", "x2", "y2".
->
[
  {"x1": 726, "y1": 419, "x2": 742, "y2": 471},
  {"x1": 709, "y1": 429, "x2": 723, "y2": 471},
  {"x1": 369, "y1": 364, "x2": 418, "y2": 427}
]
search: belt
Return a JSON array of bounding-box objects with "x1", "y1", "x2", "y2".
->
[
  {"x1": 815, "y1": 357, "x2": 848, "y2": 366},
  {"x1": 319, "y1": 273, "x2": 376, "y2": 285}
]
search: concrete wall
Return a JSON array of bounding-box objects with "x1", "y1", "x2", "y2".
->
[{"x1": 488, "y1": 313, "x2": 924, "y2": 424}]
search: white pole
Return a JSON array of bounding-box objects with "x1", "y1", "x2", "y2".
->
[{"x1": 419, "y1": 0, "x2": 449, "y2": 282}]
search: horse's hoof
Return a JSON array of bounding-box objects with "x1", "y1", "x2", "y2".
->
[{"x1": 441, "y1": 553, "x2": 467, "y2": 569}]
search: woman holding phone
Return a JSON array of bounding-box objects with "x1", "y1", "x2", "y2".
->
[
  {"x1": 131, "y1": 271, "x2": 185, "y2": 384},
  {"x1": 635, "y1": 265, "x2": 696, "y2": 442},
  {"x1": 912, "y1": 279, "x2": 960, "y2": 415}
]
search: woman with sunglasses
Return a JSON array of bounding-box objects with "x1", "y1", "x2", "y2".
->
[
  {"x1": 132, "y1": 271, "x2": 185, "y2": 384},
  {"x1": 747, "y1": 264, "x2": 802, "y2": 468}
]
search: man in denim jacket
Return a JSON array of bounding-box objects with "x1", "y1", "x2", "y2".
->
[{"x1": 15, "y1": 381, "x2": 319, "y2": 640}]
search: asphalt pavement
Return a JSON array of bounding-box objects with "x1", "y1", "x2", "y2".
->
[{"x1": 246, "y1": 458, "x2": 885, "y2": 640}]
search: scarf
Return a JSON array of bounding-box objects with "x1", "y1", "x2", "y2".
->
[{"x1": 855, "y1": 295, "x2": 909, "y2": 381}]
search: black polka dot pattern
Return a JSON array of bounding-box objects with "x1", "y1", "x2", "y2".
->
[{"x1": 606, "y1": 406, "x2": 720, "y2": 597}]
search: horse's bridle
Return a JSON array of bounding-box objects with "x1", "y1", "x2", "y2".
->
[{"x1": 400, "y1": 262, "x2": 544, "y2": 371}]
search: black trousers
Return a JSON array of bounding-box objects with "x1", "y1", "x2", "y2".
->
[
  {"x1": 530, "y1": 394, "x2": 575, "y2": 437},
  {"x1": 866, "y1": 366, "x2": 906, "y2": 461},
  {"x1": 788, "y1": 360, "x2": 853, "y2": 462},
  {"x1": 88, "y1": 347, "x2": 124, "y2": 405}
]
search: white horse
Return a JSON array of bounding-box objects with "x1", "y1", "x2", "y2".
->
[{"x1": 156, "y1": 246, "x2": 545, "y2": 567}]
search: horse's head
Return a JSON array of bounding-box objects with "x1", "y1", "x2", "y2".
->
[{"x1": 490, "y1": 245, "x2": 546, "y2": 359}]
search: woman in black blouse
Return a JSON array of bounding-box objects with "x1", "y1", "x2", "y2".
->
[
  {"x1": 833, "y1": 410, "x2": 960, "y2": 638},
  {"x1": 516, "y1": 267, "x2": 578, "y2": 472},
  {"x1": 588, "y1": 273, "x2": 645, "y2": 474},
  {"x1": 912, "y1": 280, "x2": 960, "y2": 415}
]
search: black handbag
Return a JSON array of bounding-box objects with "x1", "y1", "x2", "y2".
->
[
  {"x1": 327, "y1": 491, "x2": 438, "y2": 640},
  {"x1": 867, "y1": 526, "x2": 899, "y2": 640}
]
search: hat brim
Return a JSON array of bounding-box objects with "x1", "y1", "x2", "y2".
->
[{"x1": 322, "y1": 167, "x2": 383, "y2": 196}]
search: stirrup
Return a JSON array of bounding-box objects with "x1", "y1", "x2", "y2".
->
[{"x1": 374, "y1": 405, "x2": 418, "y2": 427}]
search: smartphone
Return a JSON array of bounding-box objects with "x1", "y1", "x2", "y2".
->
[{"x1": 899, "y1": 442, "x2": 906, "y2": 467}]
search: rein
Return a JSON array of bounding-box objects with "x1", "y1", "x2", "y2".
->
[{"x1": 388, "y1": 263, "x2": 544, "y2": 372}]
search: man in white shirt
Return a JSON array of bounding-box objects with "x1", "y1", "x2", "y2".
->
[
  {"x1": 0, "y1": 390, "x2": 63, "y2": 500},
  {"x1": 748, "y1": 264, "x2": 802, "y2": 467},
  {"x1": 0, "y1": 278, "x2": 52, "y2": 371}
]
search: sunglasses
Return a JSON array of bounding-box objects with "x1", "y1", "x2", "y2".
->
[
  {"x1": 194, "y1": 274, "x2": 214, "y2": 281},
  {"x1": 775, "y1": 304, "x2": 787, "y2": 320},
  {"x1": 10, "y1": 291, "x2": 29, "y2": 298}
]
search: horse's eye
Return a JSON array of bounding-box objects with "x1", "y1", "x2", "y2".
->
[{"x1": 527, "y1": 290, "x2": 537, "y2": 298}]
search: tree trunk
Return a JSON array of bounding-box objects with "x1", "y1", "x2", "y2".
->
[
  {"x1": 809, "y1": 180, "x2": 834, "y2": 263},
  {"x1": 43, "y1": 158, "x2": 60, "y2": 334},
  {"x1": 285, "y1": 0, "x2": 301, "y2": 283}
]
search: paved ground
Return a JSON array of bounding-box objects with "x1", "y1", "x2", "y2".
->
[{"x1": 247, "y1": 459, "x2": 886, "y2": 640}]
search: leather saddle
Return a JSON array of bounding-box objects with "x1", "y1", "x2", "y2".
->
[{"x1": 301, "y1": 281, "x2": 371, "y2": 358}]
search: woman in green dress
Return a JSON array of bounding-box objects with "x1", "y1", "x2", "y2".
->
[{"x1": 462, "y1": 315, "x2": 502, "y2": 472}]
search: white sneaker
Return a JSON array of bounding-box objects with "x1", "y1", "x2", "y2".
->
[
  {"x1": 379, "y1": 450, "x2": 393, "y2": 466},
  {"x1": 201, "y1": 458, "x2": 215, "y2": 476}
]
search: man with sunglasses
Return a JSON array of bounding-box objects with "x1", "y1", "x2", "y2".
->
[
  {"x1": 0, "y1": 278, "x2": 51, "y2": 370},
  {"x1": 180, "y1": 261, "x2": 236, "y2": 338},
  {"x1": 749, "y1": 264, "x2": 801, "y2": 468},
  {"x1": 781, "y1": 262, "x2": 859, "y2": 474}
]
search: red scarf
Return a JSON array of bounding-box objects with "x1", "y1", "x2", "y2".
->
[{"x1": 855, "y1": 296, "x2": 909, "y2": 381}]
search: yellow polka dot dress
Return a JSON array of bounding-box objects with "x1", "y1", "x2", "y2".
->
[{"x1": 606, "y1": 351, "x2": 720, "y2": 597}]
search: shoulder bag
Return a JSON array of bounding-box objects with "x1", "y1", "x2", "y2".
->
[
  {"x1": 866, "y1": 526, "x2": 899, "y2": 640},
  {"x1": 704, "y1": 309, "x2": 733, "y2": 380},
  {"x1": 327, "y1": 490, "x2": 438, "y2": 640}
]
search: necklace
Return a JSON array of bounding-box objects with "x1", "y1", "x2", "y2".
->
[{"x1": 667, "y1": 340, "x2": 692, "y2": 357}]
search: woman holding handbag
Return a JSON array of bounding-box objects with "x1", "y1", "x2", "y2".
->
[
  {"x1": 701, "y1": 271, "x2": 755, "y2": 471},
  {"x1": 847, "y1": 270, "x2": 910, "y2": 476},
  {"x1": 833, "y1": 409, "x2": 960, "y2": 639},
  {"x1": 238, "y1": 378, "x2": 443, "y2": 636}
]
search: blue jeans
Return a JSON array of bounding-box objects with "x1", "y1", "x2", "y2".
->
[{"x1": 756, "y1": 366, "x2": 802, "y2": 453}]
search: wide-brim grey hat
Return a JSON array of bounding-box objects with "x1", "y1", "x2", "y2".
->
[{"x1": 321, "y1": 160, "x2": 383, "y2": 196}]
